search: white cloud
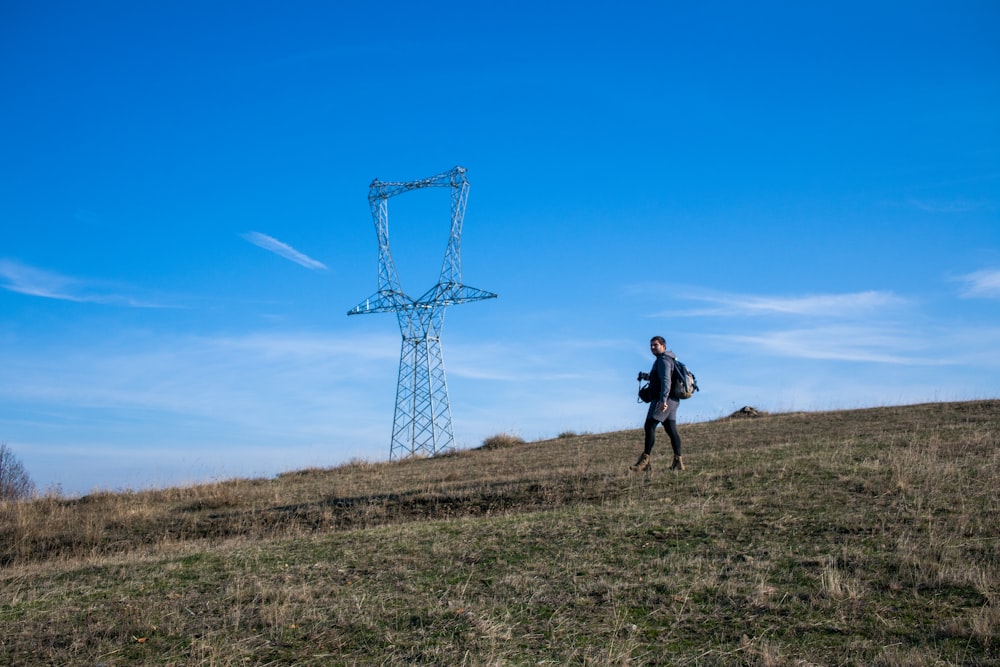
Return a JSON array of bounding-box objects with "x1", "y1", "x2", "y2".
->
[
  {"x1": 667, "y1": 288, "x2": 905, "y2": 318},
  {"x1": 0, "y1": 259, "x2": 82, "y2": 301},
  {"x1": 0, "y1": 329, "x2": 401, "y2": 490},
  {"x1": 642, "y1": 287, "x2": 949, "y2": 366},
  {"x1": 707, "y1": 325, "x2": 931, "y2": 364},
  {"x1": 956, "y1": 269, "x2": 1000, "y2": 299},
  {"x1": 1, "y1": 330, "x2": 397, "y2": 419},
  {"x1": 905, "y1": 198, "x2": 992, "y2": 214},
  {"x1": 242, "y1": 232, "x2": 327, "y2": 271},
  {"x1": 0, "y1": 258, "x2": 165, "y2": 307}
]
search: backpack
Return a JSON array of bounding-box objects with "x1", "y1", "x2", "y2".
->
[
  {"x1": 637, "y1": 357, "x2": 699, "y2": 403},
  {"x1": 670, "y1": 358, "x2": 699, "y2": 400}
]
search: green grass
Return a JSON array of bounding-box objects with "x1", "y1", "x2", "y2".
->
[{"x1": 1, "y1": 400, "x2": 998, "y2": 665}]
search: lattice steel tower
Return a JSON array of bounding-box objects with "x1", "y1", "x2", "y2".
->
[{"x1": 348, "y1": 166, "x2": 496, "y2": 459}]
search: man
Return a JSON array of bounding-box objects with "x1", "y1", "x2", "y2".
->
[{"x1": 631, "y1": 336, "x2": 684, "y2": 472}]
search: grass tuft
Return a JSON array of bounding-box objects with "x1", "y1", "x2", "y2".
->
[{"x1": 477, "y1": 432, "x2": 526, "y2": 450}]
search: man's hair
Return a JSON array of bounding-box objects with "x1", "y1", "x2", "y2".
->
[{"x1": 650, "y1": 335, "x2": 666, "y2": 346}]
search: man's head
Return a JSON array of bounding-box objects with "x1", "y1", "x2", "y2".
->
[{"x1": 649, "y1": 336, "x2": 666, "y2": 355}]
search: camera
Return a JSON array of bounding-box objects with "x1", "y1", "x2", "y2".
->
[{"x1": 636, "y1": 371, "x2": 650, "y2": 382}]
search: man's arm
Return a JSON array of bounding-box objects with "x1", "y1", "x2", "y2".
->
[{"x1": 656, "y1": 356, "x2": 672, "y2": 406}]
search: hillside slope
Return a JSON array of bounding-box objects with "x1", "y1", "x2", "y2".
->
[{"x1": 2, "y1": 400, "x2": 998, "y2": 665}]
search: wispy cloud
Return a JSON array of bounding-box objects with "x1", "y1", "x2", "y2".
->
[
  {"x1": 666, "y1": 289, "x2": 905, "y2": 318},
  {"x1": 707, "y1": 325, "x2": 930, "y2": 364},
  {"x1": 956, "y1": 269, "x2": 1000, "y2": 299},
  {"x1": 0, "y1": 259, "x2": 165, "y2": 307},
  {"x1": 0, "y1": 259, "x2": 81, "y2": 301},
  {"x1": 0, "y1": 329, "x2": 400, "y2": 493},
  {"x1": 648, "y1": 288, "x2": 932, "y2": 366},
  {"x1": 905, "y1": 198, "x2": 994, "y2": 214},
  {"x1": 242, "y1": 232, "x2": 327, "y2": 271}
]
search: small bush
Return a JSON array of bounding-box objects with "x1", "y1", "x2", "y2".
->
[{"x1": 479, "y1": 433, "x2": 526, "y2": 450}]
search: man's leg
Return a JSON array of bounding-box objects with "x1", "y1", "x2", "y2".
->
[
  {"x1": 631, "y1": 416, "x2": 660, "y2": 471},
  {"x1": 643, "y1": 416, "x2": 659, "y2": 455},
  {"x1": 665, "y1": 419, "x2": 681, "y2": 457},
  {"x1": 665, "y1": 419, "x2": 684, "y2": 470}
]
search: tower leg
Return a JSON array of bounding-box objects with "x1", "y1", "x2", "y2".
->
[
  {"x1": 390, "y1": 335, "x2": 454, "y2": 459},
  {"x1": 391, "y1": 339, "x2": 416, "y2": 459}
]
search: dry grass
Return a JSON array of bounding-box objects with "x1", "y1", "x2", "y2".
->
[{"x1": 1, "y1": 400, "x2": 997, "y2": 665}]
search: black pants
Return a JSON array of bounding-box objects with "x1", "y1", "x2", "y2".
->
[{"x1": 643, "y1": 416, "x2": 682, "y2": 458}]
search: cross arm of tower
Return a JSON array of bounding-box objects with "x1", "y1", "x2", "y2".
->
[
  {"x1": 368, "y1": 166, "x2": 468, "y2": 201},
  {"x1": 412, "y1": 281, "x2": 498, "y2": 308},
  {"x1": 347, "y1": 289, "x2": 415, "y2": 315}
]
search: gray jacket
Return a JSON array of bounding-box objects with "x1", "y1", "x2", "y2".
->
[{"x1": 649, "y1": 351, "x2": 678, "y2": 405}]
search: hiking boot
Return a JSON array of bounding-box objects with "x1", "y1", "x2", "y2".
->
[
  {"x1": 630, "y1": 453, "x2": 651, "y2": 472},
  {"x1": 670, "y1": 456, "x2": 685, "y2": 471}
]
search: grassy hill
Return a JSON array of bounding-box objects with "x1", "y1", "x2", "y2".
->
[{"x1": 2, "y1": 400, "x2": 997, "y2": 666}]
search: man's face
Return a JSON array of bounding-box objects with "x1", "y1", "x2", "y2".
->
[{"x1": 650, "y1": 340, "x2": 665, "y2": 355}]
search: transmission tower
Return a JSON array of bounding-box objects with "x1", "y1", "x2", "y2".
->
[{"x1": 348, "y1": 166, "x2": 496, "y2": 459}]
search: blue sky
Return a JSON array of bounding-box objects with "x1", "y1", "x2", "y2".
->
[{"x1": 2, "y1": 2, "x2": 998, "y2": 495}]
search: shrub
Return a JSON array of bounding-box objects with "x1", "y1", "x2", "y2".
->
[
  {"x1": 0, "y1": 442, "x2": 35, "y2": 501},
  {"x1": 479, "y1": 433, "x2": 526, "y2": 450}
]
